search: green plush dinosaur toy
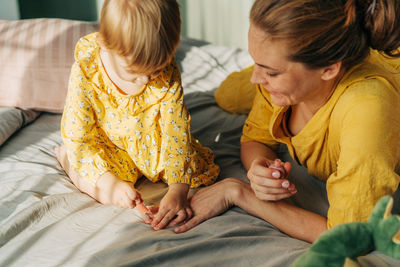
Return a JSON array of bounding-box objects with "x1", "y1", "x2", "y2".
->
[{"x1": 292, "y1": 196, "x2": 400, "y2": 267}]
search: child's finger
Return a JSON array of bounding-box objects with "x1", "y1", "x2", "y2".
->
[
  {"x1": 288, "y1": 183, "x2": 296, "y2": 192},
  {"x1": 185, "y1": 207, "x2": 193, "y2": 220},
  {"x1": 153, "y1": 210, "x2": 176, "y2": 230},
  {"x1": 151, "y1": 207, "x2": 168, "y2": 228},
  {"x1": 283, "y1": 162, "x2": 292, "y2": 178},
  {"x1": 170, "y1": 209, "x2": 188, "y2": 226},
  {"x1": 144, "y1": 206, "x2": 159, "y2": 223}
]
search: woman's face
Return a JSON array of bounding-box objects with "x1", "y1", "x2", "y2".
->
[{"x1": 248, "y1": 24, "x2": 329, "y2": 107}]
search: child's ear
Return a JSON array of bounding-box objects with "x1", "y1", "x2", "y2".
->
[{"x1": 320, "y1": 61, "x2": 342, "y2": 81}]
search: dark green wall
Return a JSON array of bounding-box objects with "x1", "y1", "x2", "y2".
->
[{"x1": 18, "y1": 0, "x2": 98, "y2": 21}]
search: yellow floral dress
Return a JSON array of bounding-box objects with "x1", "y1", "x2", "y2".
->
[{"x1": 61, "y1": 33, "x2": 219, "y2": 187}]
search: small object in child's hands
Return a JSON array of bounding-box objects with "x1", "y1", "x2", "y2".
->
[
  {"x1": 269, "y1": 159, "x2": 287, "y2": 178},
  {"x1": 136, "y1": 203, "x2": 153, "y2": 219}
]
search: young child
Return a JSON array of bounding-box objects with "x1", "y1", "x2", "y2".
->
[{"x1": 55, "y1": 0, "x2": 219, "y2": 231}]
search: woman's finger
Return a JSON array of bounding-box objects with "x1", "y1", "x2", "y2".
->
[
  {"x1": 251, "y1": 183, "x2": 291, "y2": 195},
  {"x1": 248, "y1": 164, "x2": 271, "y2": 178},
  {"x1": 255, "y1": 191, "x2": 295, "y2": 201},
  {"x1": 250, "y1": 175, "x2": 289, "y2": 188},
  {"x1": 174, "y1": 215, "x2": 205, "y2": 233}
]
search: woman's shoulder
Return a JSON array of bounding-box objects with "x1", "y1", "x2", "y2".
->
[
  {"x1": 339, "y1": 50, "x2": 400, "y2": 91},
  {"x1": 332, "y1": 76, "x2": 400, "y2": 125},
  {"x1": 336, "y1": 51, "x2": 400, "y2": 104}
]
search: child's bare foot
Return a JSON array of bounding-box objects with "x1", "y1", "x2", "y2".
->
[
  {"x1": 55, "y1": 145, "x2": 142, "y2": 209},
  {"x1": 95, "y1": 171, "x2": 142, "y2": 208}
]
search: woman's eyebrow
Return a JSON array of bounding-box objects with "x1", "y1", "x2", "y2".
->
[{"x1": 255, "y1": 62, "x2": 279, "y2": 71}]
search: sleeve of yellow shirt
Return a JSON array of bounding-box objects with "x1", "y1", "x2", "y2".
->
[
  {"x1": 61, "y1": 62, "x2": 111, "y2": 185},
  {"x1": 241, "y1": 85, "x2": 280, "y2": 150},
  {"x1": 326, "y1": 78, "x2": 400, "y2": 227},
  {"x1": 159, "y1": 76, "x2": 193, "y2": 185}
]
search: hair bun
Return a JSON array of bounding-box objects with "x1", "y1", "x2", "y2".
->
[{"x1": 362, "y1": 0, "x2": 400, "y2": 57}]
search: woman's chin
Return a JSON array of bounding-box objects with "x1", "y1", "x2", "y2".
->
[{"x1": 271, "y1": 95, "x2": 289, "y2": 107}]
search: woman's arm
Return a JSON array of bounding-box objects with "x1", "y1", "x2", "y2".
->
[
  {"x1": 233, "y1": 179, "x2": 327, "y2": 243},
  {"x1": 240, "y1": 140, "x2": 278, "y2": 170},
  {"x1": 175, "y1": 178, "x2": 327, "y2": 243}
]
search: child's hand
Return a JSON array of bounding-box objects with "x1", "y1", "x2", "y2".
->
[{"x1": 150, "y1": 183, "x2": 192, "y2": 230}]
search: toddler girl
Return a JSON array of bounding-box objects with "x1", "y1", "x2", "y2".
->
[{"x1": 56, "y1": 0, "x2": 219, "y2": 231}]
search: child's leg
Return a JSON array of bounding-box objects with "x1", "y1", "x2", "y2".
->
[{"x1": 55, "y1": 145, "x2": 141, "y2": 208}]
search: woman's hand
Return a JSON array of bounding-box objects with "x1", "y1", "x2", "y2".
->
[
  {"x1": 247, "y1": 157, "x2": 296, "y2": 201},
  {"x1": 150, "y1": 183, "x2": 192, "y2": 230},
  {"x1": 174, "y1": 178, "x2": 242, "y2": 233}
]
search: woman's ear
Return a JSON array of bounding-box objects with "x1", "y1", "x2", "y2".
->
[{"x1": 320, "y1": 61, "x2": 342, "y2": 81}]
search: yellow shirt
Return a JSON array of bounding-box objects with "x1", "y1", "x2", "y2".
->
[
  {"x1": 242, "y1": 50, "x2": 400, "y2": 227},
  {"x1": 61, "y1": 33, "x2": 219, "y2": 187}
]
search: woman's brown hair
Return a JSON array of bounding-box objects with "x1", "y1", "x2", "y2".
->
[
  {"x1": 99, "y1": 0, "x2": 181, "y2": 74},
  {"x1": 250, "y1": 0, "x2": 400, "y2": 70}
]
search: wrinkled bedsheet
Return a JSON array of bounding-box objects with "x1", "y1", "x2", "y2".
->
[{"x1": 1, "y1": 38, "x2": 399, "y2": 267}]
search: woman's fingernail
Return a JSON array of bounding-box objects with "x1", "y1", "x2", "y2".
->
[
  {"x1": 272, "y1": 171, "x2": 281, "y2": 178},
  {"x1": 282, "y1": 181, "x2": 289, "y2": 188}
]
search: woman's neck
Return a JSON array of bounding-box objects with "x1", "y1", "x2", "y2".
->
[
  {"x1": 288, "y1": 70, "x2": 345, "y2": 135},
  {"x1": 301, "y1": 69, "x2": 345, "y2": 116}
]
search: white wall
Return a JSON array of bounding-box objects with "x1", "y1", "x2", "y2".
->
[
  {"x1": 0, "y1": 0, "x2": 252, "y2": 49},
  {"x1": 180, "y1": 0, "x2": 254, "y2": 49},
  {"x1": 0, "y1": 0, "x2": 19, "y2": 20},
  {"x1": 96, "y1": 0, "x2": 105, "y2": 19}
]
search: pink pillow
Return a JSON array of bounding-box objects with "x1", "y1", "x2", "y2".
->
[{"x1": 0, "y1": 19, "x2": 98, "y2": 113}]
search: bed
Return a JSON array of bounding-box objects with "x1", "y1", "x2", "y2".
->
[{"x1": 1, "y1": 18, "x2": 399, "y2": 267}]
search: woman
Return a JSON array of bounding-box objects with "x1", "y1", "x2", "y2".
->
[{"x1": 174, "y1": 0, "x2": 400, "y2": 243}]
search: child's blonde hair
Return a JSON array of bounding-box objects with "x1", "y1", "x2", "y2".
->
[{"x1": 99, "y1": 0, "x2": 181, "y2": 75}]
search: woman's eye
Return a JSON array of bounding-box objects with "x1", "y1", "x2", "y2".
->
[{"x1": 267, "y1": 73, "x2": 278, "y2": 77}]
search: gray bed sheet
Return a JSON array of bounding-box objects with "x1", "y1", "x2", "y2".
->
[{"x1": 1, "y1": 39, "x2": 399, "y2": 267}]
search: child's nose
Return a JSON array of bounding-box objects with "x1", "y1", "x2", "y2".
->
[{"x1": 138, "y1": 75, "x2": 149, "y2": 85}]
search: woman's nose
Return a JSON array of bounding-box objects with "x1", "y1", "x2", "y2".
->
[{"x1": 250, "y1": 67, "x2": 266, "y2": 85}]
